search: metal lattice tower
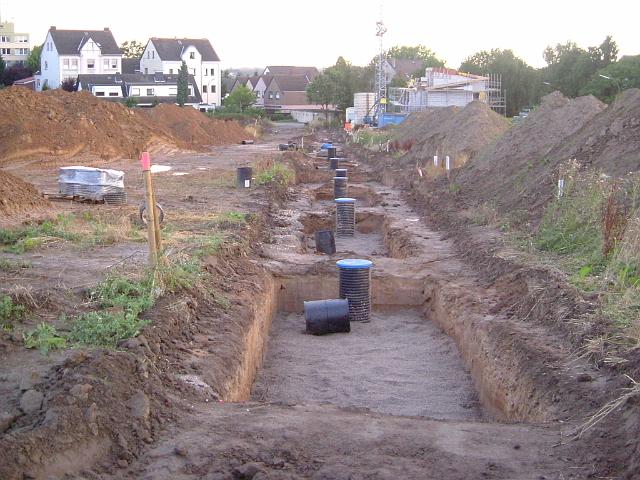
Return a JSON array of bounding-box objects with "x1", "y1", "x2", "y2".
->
[{"x1": 374, "y1": 19, "x2": 387, "y2": 122}]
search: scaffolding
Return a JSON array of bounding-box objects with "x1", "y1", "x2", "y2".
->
[
  {"x1": 486, "y1": 73, "x2": 506, "y2": 116},
  {"x1": 373, "y1": 20, "x2": 387, "y2": 123}
]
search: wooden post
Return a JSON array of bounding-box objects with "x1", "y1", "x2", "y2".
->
[
  {"x1": 150, "y1": 180, "x2": 162, "y2": 254},
  {"x1": 140, "y1": 152, "x2": 158, "y2": 266}
]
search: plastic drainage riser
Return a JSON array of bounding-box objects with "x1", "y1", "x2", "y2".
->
[
  {"x1": 335, "y1": 168, "x2": 347, "y2": 178},
  {"x1": 335, "y1": 198, "x2": 355, "y2": 237},
  {"x1": 315, "y1": 229, "x2": 336, "y2": 254},
  {"x1": 334, "y1": 176, "x2": 348, "y2": 199},
  {"x1": 304, "y1": 299, "x2": 350, "y2": 335},
  {"x1": 236, "y1": 167, "x2": 252, "y2": 188},
  {"x1": 337, "y1": 259, "x2": 373, "y2": 323},
  {"x1": 330, "y1": 157, "x2": 340, "y2": 169},
  {"x1": 327, "y1": 147, "x2": 337, "y2": 159}
]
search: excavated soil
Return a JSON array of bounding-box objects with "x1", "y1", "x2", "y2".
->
[
  {"x1": 0, "y1": 170, "x2": 52, "y2": 227},
  {"x1": 0, "y1": 88, "x2": 246, "y2": 164},
  {"x1": 391, "y1": 101, "x2": 510, "y2": 171}
]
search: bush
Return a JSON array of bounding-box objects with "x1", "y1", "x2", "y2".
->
[
  {"x1": 0, "y1": 295, "x2": 26, "y2": 328},
  {"x1": 124, "y1": 97, "x2": 138, "y2": 108}
]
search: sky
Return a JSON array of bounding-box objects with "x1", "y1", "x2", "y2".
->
[{"x1": 1, "y1": 0, "x2": 638, "y2": 70}]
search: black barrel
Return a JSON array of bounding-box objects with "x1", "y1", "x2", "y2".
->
[
  {"x1": 327, "y1": 147, "x2": 337, "y2": 159},
  {"x1": 236, "y1": 167, "x2": 252, "y2": 188},
  {"x1": 335, "y1": 168, "x2": 347, "y2": 178},
  {"x1": 337, "y1": 259, "x2": 373, "y2": 323},
  {"x1": 304, "y1": 299, "x2": 350, "y2": 335},
  {"x1": 335, "y1": 198, "x2": 355, "y2": 237},
  {"x1": 330, "y1": 157, "x2": 340, "y2": 169},
  {"x1": 314, "y1": 230, "x2": 336, "y2": 254},
  {"x1": 333, "y1": 176, "x2": 348, "y2": 199}
]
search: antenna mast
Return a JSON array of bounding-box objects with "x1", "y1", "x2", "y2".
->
[{"x1": 374, "y1": 17, "x2": 387, "y2": 125}]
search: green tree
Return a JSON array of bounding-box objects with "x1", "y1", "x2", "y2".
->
[
  {"x1": 581, "y1": 55, "x2": 640, "y2": 103},
  {"x1": 542, "y1": 36, "x2": 618, "y2": 98},
  {"x1": 306, "y1": 73, "x2": 335, "y2": 110},
  {"x1": 26, "y1": 44, "x2": 42, "y2": 73},
  {"x1": 385, "y1": 45, "x2": 444, "y2": 66},
  {"x1": 460, "y1": 49, "x2": 539, "y2": 116},
  {"x1": 177, "y1": 61, "x2": 189, "y2": 107},
  {"x1": 120, "y1": 40, "x2": 145, "y2": 59},
  {"x1": 223, "y1": 85, "x2": 257, "y2": 112}
]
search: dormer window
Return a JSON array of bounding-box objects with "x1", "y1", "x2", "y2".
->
[{"x1": 189, "y1": 52, "x2": 195, "y2": 59}]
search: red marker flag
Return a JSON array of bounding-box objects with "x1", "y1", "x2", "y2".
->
[{"x1": 140, "y1": 152, "x2": 151, "y2": 170}]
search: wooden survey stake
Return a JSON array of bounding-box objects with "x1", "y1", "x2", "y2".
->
[{"x1": 140, "y1": 152, "x2": 159, "y2": 265}]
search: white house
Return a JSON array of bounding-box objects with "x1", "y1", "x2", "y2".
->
[
  {"x1": 140, "y1": 38, "x2": 221, "y2": 108},
  {"x1": 77, "y1": 73, "x2": 202, "y2": 108},
  {"x1": 37, "y1": 27, "x2": 122, "y2": 91}
]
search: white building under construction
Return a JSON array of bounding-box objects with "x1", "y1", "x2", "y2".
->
[{"x1": 388, "y1": 67, "x2": 506, "y2": 116}]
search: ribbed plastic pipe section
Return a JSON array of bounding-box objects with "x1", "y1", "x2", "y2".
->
[
  {"x1": 335, "y1": 198, "x2": 355, "y2": 237},
  {"x1": 335, "y1": 168, "x2": 347, "y2": 178},
  {"x1": 337, "y1": 259, "x2": 373, "y2": 323},
  {"x1": 333, "y1": 176, "x2": 348, "y2": 199},
  {"x1": 330, "y1": 157, "x2": 340, "y2": 169}
]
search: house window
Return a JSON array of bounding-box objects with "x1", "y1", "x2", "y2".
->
[
  {"x1": 169, "y1": 69, "x2": 173, "y2": 74},
  {"x1": 188, "y1": 87, "x2": 193, "y2": 96},
  {"x1": 191, "y1": 68, "x2": 195, "y2": 75},
  {"x1": 146, "y1": 88, "x2": 154, "y2": 96},
  {"x1": 44, "y1": 61, "x2": 48, "y2": 70},
  {"x1": 152, "y1": 51, "x2": 155, "y2": 59},
  {"x1": 144, "y1": 68, "x2": 148, "y2": 74},
  {"x1": 268, "y1": 91, "x2": 273, "y2": 99},
  {"x1": 169, "y1": 87, "x2": 177, "y2": 95},
  {"x1": 103, "y1": 58, "x2": 109, "y2": 68},
  {"x1": 71, "y1": 59, "x2": 78, "y2": 69},
  {"x1": 204, "y1": 69, "x2": 207, "y2": 76},
  {"x1": 108, "y1": 92, "x2": 119, "y2": 97},
  {"x1": 189, "y1": 52, "x2": 195, "y2": 59},
  {"x1": 202, "y1": 85, "x2": 207, "y2": 93},
  {"x1": 63, "y1": 59, "x2": 70, "y2": 69},
  {"x1": 0, "y1": 36, "x2": 9, "y2": 42},
  {"x1": 0, "y1": 48, "x2": 10, "y2": 55},
  {"x1": 211, "y1": 85, "x2": 216, "y2": 93},
  {"x1": 275, "y1": 91, "x2": 280, "y2": 99},
  {"x1": 131, "y1": 88, "x2": 140, "y2": 95},
  {"x1": 88, "y1": 59, "x2": 95, "y2": 69},
  {"x1": 210, "y1": 69, "x2": 214, "y2": 76},
  {"x1": 256, "y1": 91, "x2": 260, "y2": 98},
  {"x1": 111, "y1": 59, "x2": 117, "y2": 69},
  {"x1": 18, "y1": 48, "x2": 29, "y2": 55},
  {"x1": 95, "y1": 91, "x2": 105, "y2": 96}
]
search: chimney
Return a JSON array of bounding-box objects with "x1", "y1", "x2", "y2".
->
[
  {"x1": 50, "y1": 26, "x2": 56, "y2": 31},
  {"x1": 104, "y1": 27, "x2": 109, "y2": 31}
]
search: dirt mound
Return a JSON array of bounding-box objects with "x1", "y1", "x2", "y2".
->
[
  {"x1": 392, "y1": 101, "x2": 511, "y2": 170},
  {"x1": 0, "y1": 171, "x2": 51, "y2": 226},
  {"x1": 454, "y1": 92, "x2": 607, "y2": 224},
  {"x1": 0, "y1": 88, "x2": 246, "y2": 164},
  {"x1": 551, "y1": 88, "x2": 640, "y2": 177},
  {"x1": 139, "y1": 104, "x2": 247, "y2": 146}
]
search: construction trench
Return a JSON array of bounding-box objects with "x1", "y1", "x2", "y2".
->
[
  {"x1": 100, "y1": 141, "x2": 575, "y2": 479},
  {"x1": 2, "y1": 121, "x2": 621, "y2": 480}
]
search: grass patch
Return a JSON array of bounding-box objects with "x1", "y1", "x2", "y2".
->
[
  {"x1": 255, "y1": 162, "x2": 294, "y2": 187},
  {"x1": 0, "y1": 212, "x2": 144, "y2": 253},
  {"x1": 23, "y1": 322, "x2": 67, "y2": 355},
  {"x1": 0, "y1": 294, "x2": 26, "y2": 329},
  {"x1": 531, "y1": 167, "x2": 640, "y2": 344},
  {"x1": 0, "y1": 258, "x2": 32, "y2": 271}
]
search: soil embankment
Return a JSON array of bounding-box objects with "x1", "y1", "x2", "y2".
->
[{"x1": 0, "y1": 88, "x2": 247, "y2": 163}]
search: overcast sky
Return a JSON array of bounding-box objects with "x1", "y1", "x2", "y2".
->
[{"x1": 2, "y1": 0, "x2": 638, "y2": 69}]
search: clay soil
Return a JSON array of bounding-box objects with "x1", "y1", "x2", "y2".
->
[
  {"x1": 0, "y1": 87, "x2": 247, "y2": 164},
  {"x1": 0, "y1": 170, "x2": 52, "y2": 227},
  {"x1": 0, "y1": 105, "x2": 637, "y2": 480}
]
